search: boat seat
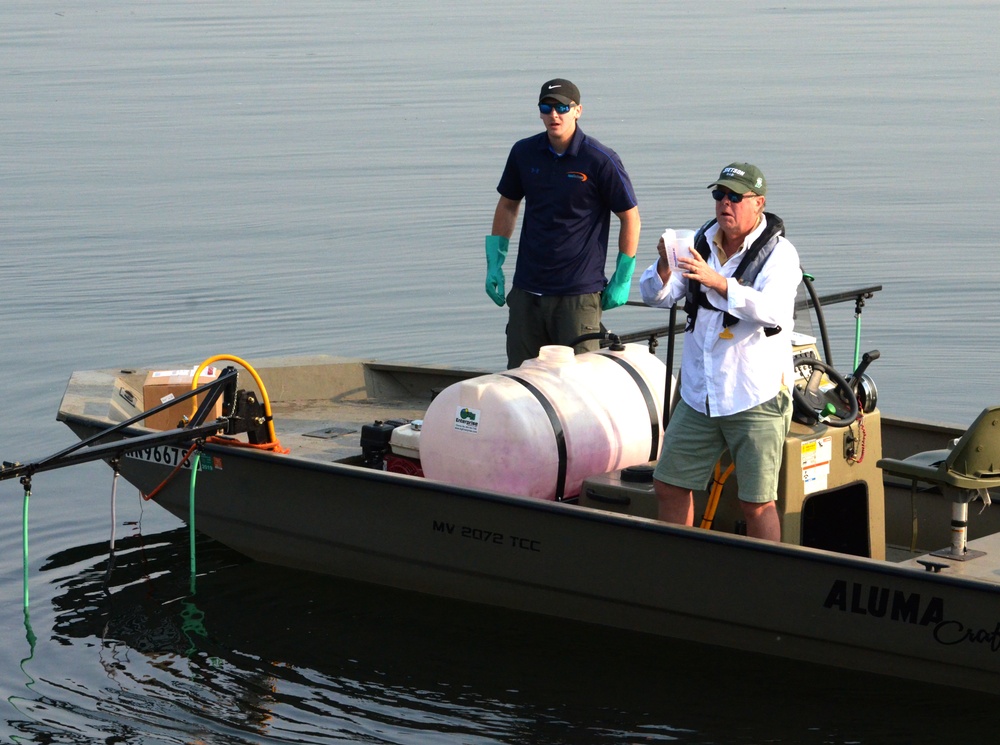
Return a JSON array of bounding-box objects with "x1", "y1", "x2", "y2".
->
[{"x1": 877, "y1": 405, "x2": 1000, "y2": 559}]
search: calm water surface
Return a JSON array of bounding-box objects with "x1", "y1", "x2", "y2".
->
[{"x1": 2, "y1": 1, "x2": 999, "y2": 741}]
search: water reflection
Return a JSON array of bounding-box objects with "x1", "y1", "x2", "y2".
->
[{"x1": 16, "y1": 529, "x2": 992, "y2": 743}]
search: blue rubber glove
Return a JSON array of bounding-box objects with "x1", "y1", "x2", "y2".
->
[
  {"x1": 485, "y1": 235, "x2": 509, "y2": 307},
  {"x1": 601, "y1": 252, "x2": 636, "y2": 310}
]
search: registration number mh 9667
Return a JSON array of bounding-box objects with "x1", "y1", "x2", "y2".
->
[{"x1": 125, "y1": 446, "x2": 215, "y2": 470}]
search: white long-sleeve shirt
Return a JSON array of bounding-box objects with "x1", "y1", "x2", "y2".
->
[{"x1": 640, "y1": 216, "x2": 801, "y2": 417}]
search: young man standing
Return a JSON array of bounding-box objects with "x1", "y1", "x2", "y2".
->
[{"x1": 486, "y1": 78, "x2": 641, "y2": 369}]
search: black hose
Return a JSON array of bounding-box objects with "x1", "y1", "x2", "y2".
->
[
  {"x1": 802, "y1": 273, "x2": 833, "y2": 367},
  {"x1": 567, "y1": 331, "x2": 624, "y2": 350}
]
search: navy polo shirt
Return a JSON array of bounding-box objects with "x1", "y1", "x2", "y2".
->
[{"x1": 496, "y1": 126, "x2": 638, "y2": 295}]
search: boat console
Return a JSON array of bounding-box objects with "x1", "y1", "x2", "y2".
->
[
  {"x1": 579, "y1": 405, "x2": 886, "y2": 559},
  {"x1": 581, "y1": 285, "x2": 888, "y2": 559}
]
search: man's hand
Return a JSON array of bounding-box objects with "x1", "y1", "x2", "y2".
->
[{"x1": 677, "y1": 248, "x2": 727, "y2": 298}]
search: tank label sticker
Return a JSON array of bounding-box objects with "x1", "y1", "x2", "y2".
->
[
  {"x1": 800, "y1": 436, "x2": 832, "y2": 494},
  {"x1": 453, "y1": 406, "x2": 481, "y2": 434}
]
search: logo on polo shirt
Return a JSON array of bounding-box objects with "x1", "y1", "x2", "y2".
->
[{"x1": 567, "y1": 172, "x2": 588, "y2": 182}]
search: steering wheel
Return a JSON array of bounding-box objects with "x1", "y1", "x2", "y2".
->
[{"x1": 792, "y1": 356, "x2": 860, "y2": 427}]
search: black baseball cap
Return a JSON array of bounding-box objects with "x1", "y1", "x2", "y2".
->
[{"x1": 539, "y1": 78, "x2": 580, "y2": 106}]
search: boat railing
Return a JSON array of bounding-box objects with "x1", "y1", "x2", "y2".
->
[{"x1": 614, "y1": 284, "x2": 882, "y2": 353}]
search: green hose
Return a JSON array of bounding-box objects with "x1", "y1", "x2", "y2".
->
[
  {"x1": 182, "y1": 450, "x2": 209, "y2": 654},
  {"x1": 21, "y1": 481, "x2": 37, "y2": 657},
  {"x1": 854, "y1": 315, "x2": 862, "y2": 370},
  {"x1": 189, "y1": 451, "x2": 201, "y2": 594}
]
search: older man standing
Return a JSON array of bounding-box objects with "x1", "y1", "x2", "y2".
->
[
  {"x1": 486, "y1": 78, "x2": 641, "y2": 369},
  {"x1": 640, "y1": 163, "x2": 801, "y2": 541}
]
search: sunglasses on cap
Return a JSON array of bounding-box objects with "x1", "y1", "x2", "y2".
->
[
  {"x1": 538, "y1": 102, "x2": 574, "y2": 115},
  {"x1": 711, "y1": 189, "x2": 757, "y2": 203}
]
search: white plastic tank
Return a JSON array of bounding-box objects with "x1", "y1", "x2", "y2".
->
[{"x1": 418, "y1": 344, "x2": 673, "y2": 500}]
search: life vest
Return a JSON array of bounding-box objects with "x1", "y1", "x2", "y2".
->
[{"x1": 684, "y1": 212, "x2": 788, "y2": 337}]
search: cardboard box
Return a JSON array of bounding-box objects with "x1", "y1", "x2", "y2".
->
[{"x1": 143, "y1": 367, "x2": 222, "y2": 430}]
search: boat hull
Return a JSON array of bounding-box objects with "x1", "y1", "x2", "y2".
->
[{"x1": 62, "y1": 415, "x2": 1000, "y2": 694}]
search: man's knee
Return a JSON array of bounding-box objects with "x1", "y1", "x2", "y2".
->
[
  {"x1": 739, "y1": 499, "x2": 781, "y2": 541},
  {"x1": 654, "y1": 479, "x2": 694, "y2": 525}
]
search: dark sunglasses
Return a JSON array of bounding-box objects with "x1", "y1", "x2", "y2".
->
[
  {"x1": 712, "y1": 189, "x2": 755, "y2": 203},
  {"x1": 538, "y1": 102, "x2": 574, "y2": 115}
]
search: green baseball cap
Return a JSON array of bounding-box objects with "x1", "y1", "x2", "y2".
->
[{"x1": 708, "y1": 162, "x2": 766, "y2": 196}]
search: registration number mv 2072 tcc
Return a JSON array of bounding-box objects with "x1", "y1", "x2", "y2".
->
[{"x1": 433, "y1": 520, "x2": 541, "y2": 552}]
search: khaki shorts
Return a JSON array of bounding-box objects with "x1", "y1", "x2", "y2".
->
[{"x1": 653, "y1": 388, "x2": 792, "y2": 503}]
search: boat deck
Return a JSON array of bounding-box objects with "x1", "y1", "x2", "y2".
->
[
  {"x1": 893, "y1": 532, "x2": 1000, "y2": 580},
  {"x1": 270, "y1": 397, "x2": 430, "y2": 463}
]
